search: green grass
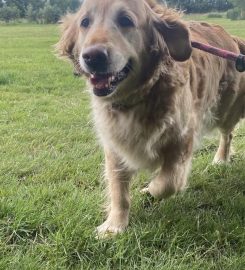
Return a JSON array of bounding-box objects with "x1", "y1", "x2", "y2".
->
[
  {"x1": 0, "y1": 18, "x2": 245, "y2": 270},
  {"x1": 185, "y1": 14, "x2": 245, "y2": 37}
]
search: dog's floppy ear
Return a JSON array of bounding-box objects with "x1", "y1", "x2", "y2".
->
[
  {"x1": 56, "y1": 13, "x2": 79, "y2": 60},
  {"x1": 153, "y1": 19, "x2": 192, "y2": 62},
  {"x1": 146, "y1": 2, "x2": 192, "y2": 62},
  {"x1": 56, "y1": 13, "x2": 83, "y2": 76}
]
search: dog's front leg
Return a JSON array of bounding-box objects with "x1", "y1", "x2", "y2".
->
[{"x1": 96, "y1": 148, "x2": 134, "y2": 238}]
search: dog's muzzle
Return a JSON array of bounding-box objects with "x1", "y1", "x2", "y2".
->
[{"x1": 82, "y1": 45, "x2": 132, "y2": 97}]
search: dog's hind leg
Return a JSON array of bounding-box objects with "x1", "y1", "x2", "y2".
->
[
  {"x1": 213, "y1": 92, "x2": 245, "y2": 164},
  {"x1": 96, "y1": 148, "x2": 134, "y2": 238},
  {"x1": 213, "y1": 132, "x2": 233, "y2": 164}
]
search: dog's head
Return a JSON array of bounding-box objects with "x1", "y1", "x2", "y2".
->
[{"x1": 56, "y1": 0, "x2": 192, "y2": 99}]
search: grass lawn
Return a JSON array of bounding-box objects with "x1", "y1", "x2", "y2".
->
[{"x1": 0, "y1": 17, "x2": 245, "y2": 270}]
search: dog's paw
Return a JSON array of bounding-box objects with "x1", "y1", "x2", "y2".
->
[
  {"x1": 96, "y1": 219, "x2": 128, "y2": 239},
  {"x1": 140, "y1": 186, "x2": 156, "y2": 209},
  {"x1": 212, "y1": 155, "x2": 230, "y2": 165},
  {"x1": 140, "y1": 185, "x2": 165, "y2": 199},
  {"x1": 212, "y1": 147, "x2": 234, "y2": 165},
  {"x1": 140, "y1": 187, "x2": 150, "y2": 195},
  {"x1": 140, "y1": 186, "x2": 161, "y2": 200}
]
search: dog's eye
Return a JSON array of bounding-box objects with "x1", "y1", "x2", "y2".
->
[
  {"x1": 81, "y1": 18, "x2": 90, "y2": 28},
  {"x1": 117, "y1": 15, "x2": 135, "y2": 28}
]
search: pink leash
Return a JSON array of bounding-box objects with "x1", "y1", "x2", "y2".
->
[{"x1": 191, "y1": 41, "x2": 245, "y2": 72}]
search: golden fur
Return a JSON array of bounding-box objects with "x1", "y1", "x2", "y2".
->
[{"x1": 57, "y1": 0, "x2": 245, "y2": 237}]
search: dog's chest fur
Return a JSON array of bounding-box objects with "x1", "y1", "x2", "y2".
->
[{"x1": 92, "y1": 99, "x2": 181, "y2": 170}]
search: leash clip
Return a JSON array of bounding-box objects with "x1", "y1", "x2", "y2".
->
[{"x1": 236, "y1": 54, "x2": 245, "y2": 72}]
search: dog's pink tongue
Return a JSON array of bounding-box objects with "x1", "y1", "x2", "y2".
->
[{"x1": 90, "y1": 74, "x2": 109, "y2": 89}]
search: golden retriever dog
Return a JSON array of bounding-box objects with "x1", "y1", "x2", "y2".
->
[{"x1": 56, "y1": 0, "x2": 245, "y2": 237}]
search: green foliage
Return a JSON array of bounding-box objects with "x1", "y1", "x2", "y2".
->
[
  {"x1": 70, "y1": 0, "x2": 81, "y2": 11},
  {"x1": 50, "y1": 0, "x2": 80, "y2": 13},
  {"x1": 166, "y1": 0, "x2": 233, "y2": 13},
  {"x1": 28, "y1": 0, "x2": 47, "y2": 13},
  {"x1": 0, "y1": 0, "x2": 243, "y2": 23},
  {"x1": 2, "y1": 0, "x2": 81, "y2": 23},
  {"x1": 4, "y1": 0, "x2": 28, "y2": 17},
  {"x1": 227, "y1": 7, "x2": 241, "y2": 20},
  {"x1": 229, "y1": 0, "x2": 245, "y2": 9},
  {"x1": 229, "y1": 0, "x2": 245, "y2": 19},
  {"x1": 242, "y1": 10, "x2": 245, "y2": 19},
  {"x1": 207, "y1": 13, "x2": 224, "y2": 18},
  {"x1": 26, "y1": 4, "x2": 38, "y2": 22},
  {"x1": 0, "y1": 5, "x2": 20, "y2": 22},
  {"x1": 39, "y1": 3, "x2": 61, "y2": 24}
]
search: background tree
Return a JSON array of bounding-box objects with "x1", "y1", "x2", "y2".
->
[
  {"x1": 28, "y1": 0, "x2": 46, "y2": 13},
  {"x1": 166, "y1": 0, "x2": 233, "y2": 13},
  {"x1": 39, "y1": 2, "x2": 61, "y2": 24},
  {"x1": 26, "y1": 4, "x2": 38, "y2": 22},
  {"x1": 3, "y1": 0, "x2": 234, "y2": 23},
  {"x1": 0, "y1": 5, "x2": 20, "y2": 22},
  {"x1": 49, "y1": 0, "x2": 80, "y2": 13},
  {"x1": 4, "y1": 0, "x2": 29, "y2": 17},
  {"x1": 0, "y1": 0, "x2": 82, "y2": 23},
  {"x1": 230, "y1": 0, "x2": 245, "y2": 18},
  {"x1": 69, "y1": 0, "x2": 81, "y2": 11}
]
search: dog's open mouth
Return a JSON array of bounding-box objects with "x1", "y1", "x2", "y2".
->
[{"x1": 89, "y1": 61, "x2": 131, "y2": 97}]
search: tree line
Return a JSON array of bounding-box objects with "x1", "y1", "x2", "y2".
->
[
  {"x1": 165, "y1": 0, "x2": 244, "y2": 18},
  {"x1": 165, "y1": 0, "x2": 233, "y2": 13},
  {"x1": 0, "y1": 0, "x2": 81, "y2": 23},
  {"x1": 0, "y1": 0, "x2": 244, "y2": 23}
]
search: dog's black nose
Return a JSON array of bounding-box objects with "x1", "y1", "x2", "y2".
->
[{"x1": 82, "y1": 45, "x2": 108, "y2": 73}]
